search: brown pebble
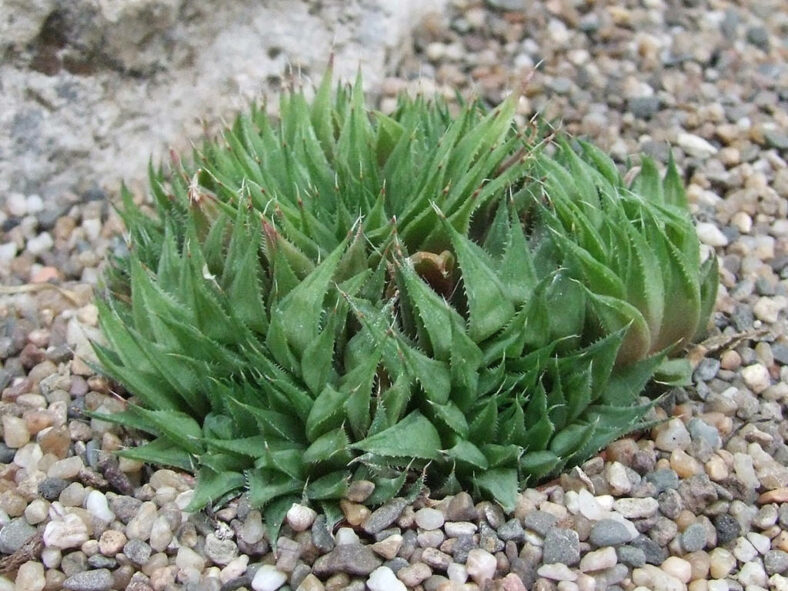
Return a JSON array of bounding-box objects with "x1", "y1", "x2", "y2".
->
[
  {"x1": 676, "y1": 510, "x2": 697, "y2": 531},
  {"x1": 758, "y1": 488, "x2": 788, "y2": 504},
  {"x1": 38, "y1": 425, "x2": 71, "y2": 458},
  {"x1": 24, "y1": 410, "x2": 55, "y2": 435},
  {"x1": 340, "y1": 500, "x2": 370, "y2": 526}
]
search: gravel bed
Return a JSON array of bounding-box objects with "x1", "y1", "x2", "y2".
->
[{"x1": 1, "y1": 0, "x2": 787, "y2": 590}]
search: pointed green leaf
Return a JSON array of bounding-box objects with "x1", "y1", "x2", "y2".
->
[{"x1": 353, "y1": 411, "x2": 441, "y2": 459}]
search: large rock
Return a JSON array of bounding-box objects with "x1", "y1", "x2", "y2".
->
[{"x1": 0, "y1": 0, "x2": 448, "y2": 200}]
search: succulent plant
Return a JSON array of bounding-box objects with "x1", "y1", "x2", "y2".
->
[{"x1": 92, "y1": 69, "x2": 717, "y2": 530}]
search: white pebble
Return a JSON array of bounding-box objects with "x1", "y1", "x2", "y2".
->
[
  {"x1": 176, "y1": 546, "x2": 206, "y2": 572},
  {"x1": 251, "y1": 564, "x2": 287, "y2": 591},
  {"x1": 444, "y1": 522, "x2": 477, "y2": 537},
  {"x1": 0, "y1": 242, "x2": 18, "y2": 262},
  {"x1": 13, "y1": 443, "x2": 42, "y2": 470},
  {"x1": 613, "y1": 497, "x2": 659, "y2": 519},
  {"x1": 741, "y1": 363, "x2": 772, "y2": 393},
  {"x1": 47, "y1": 456, "x2": 83, "y2": 479},
  {"x1": 367, "y1": 566, "x2": 406, "y2": 591},
  {"x1": 85, "y1": 491, "x2": 114, "y2": 523},
  {"x1": 709, "y1": 548, "x2": 736, "y2": 578},
  {"x1": 285, "y1": 503, "x2": 316, "y2": 532},
  {"x1": 538, "y1": 563, "x2": 578, "y2": 581},
  {"x1": 707, "y1": 581, "x2": 729, "y2": 591},
  {"x1": 15, "y1": 560, "x2": 44, "y2": 591},
  {"x1": 661, "y1": 556, "x2": 692, "y2": 583},
  {"x1": 564, "y1": 490, "x2": 580, "y2": 514},
  {"x1": 149, "y1": 515, "x2": 173, "y2": 552},
  {"x1": 466, "y1": 548, "x2": 497, "y2": 584},
  {"x1": 43, "y1": 513, "x2": 88, "y2": 549},
  {"x1": 414, "y1": 507, "x2": 445, "y2": 531},
  {"x1": 738, "y1": 561, "x2": 767, "y2": 587},
  {"x1": 753, "y1": 297, "x2": 786, "y2": 324},
  {"x1": 6, "y1": 193, "x2": 28, "y2": 217},
  {"x1": 240, "y1": 511, "x2": 264, "y2": 545},
  {"x1": 26, "y1": 195, "x2": 43, "y2": 214},
  {"x1": 335, "y1": 527, "x2": 360, "y2": 546},
  {"x1": 770, "y1": 575, "x2": 788, "y2": 591},
  {"x1": 695, "y1": 222, "x2": 729, "y2": 247},
  {"x1": 733, "y1": 453, "x2": 760, "y2": 490},
  {"x1": 25, "y1": 233, "x2": 54, "y2": 256},
  {"x1": 655, "y1": 418, "x2": 691, "y2": 452},
  {"x1": 24, "y1": 499, "x2": 49, "y2": 525},
  {"x1": 2, "y1": 416, "x2": 29, "y2": 449},
  {"x1": 732, "y1": 536, "x2": 758, "y2": 563},
  {"x1": 126, "y1": 502, "x2": 157, "y2": 540},
  {"x1": 747, "y1": 531, "x2": 771, "y2": 554},
  {"x1": 447, "y1": 562, "x2": 468, "y2": 583},
  {"x1": 82, "y1": 218, "x2": 102, "y2": 242},
  {"x1": 606, "y1": 462, "x2": 632, "y2": 495},
  {"x1": 579, "y1": 546, "x2": 617, "y2": 572},
  {"x1": 678, "y1": 132, "x2": 718, "y2": 158},
  {"x1": 632, "y1": 564, "x2": 684, "y2": 591},
  {"x1": 577, "y1": 489, "x2": 604, "y2": 520}
]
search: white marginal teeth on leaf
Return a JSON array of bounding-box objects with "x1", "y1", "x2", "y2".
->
[{"x1": 96, "y1": 66, "x2": 716, "y2": 522}]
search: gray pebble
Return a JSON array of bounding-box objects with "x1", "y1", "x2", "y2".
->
[
  {"x1": 363, "y1": 498, "x2": 407, "y2": 534},
  {"x1": 693, "y1": 358, "x2": 720, "y2": 382},
  {"x1": 746, "y1": 26, "x2": 770, "y2": 49},
  {"x1": 123, "y1": 539, "x2": 152, "y2": 566},
  {"x1": 771, "y1": 344, "x2": 788, "y2": 365},
  {"x1": 616, "y1": 545, "x2": 646, "y2": 568},
  {"x1": 678, "y1": 474, "x2": 718, "y2": 513},
  {"x1": 87, "y1": 554, "x2": 117, "y2": 569},
  {"x1": 543, "y1": 528, "x2": 580, "y2": 565},
  {"x1": 397, "y1": 529, "x2": 416, "y2": 560},
  {"x1": 629, "y1": 535, "x2": 668, "y2": 565},
  {"x1": 310, "y1": 515, "x2": 334, "y2": 553},
  {"x1": 628, "y1": 96, "x2": 661, "y2": 119},
  {"x1": 445, "y1": 492, "x2": 477, "y2": 522},
  {"x1": 38, "y1": 477, "x2": 70, "y2": 501},
  {"x1": 61, "y1": 551, "x2": 88, "y2": 577},
  {"x1": 451, "y1": 534, "x2": 476, "y2": 563},
  {"x1": 0, "y1": 443, "x2": 16, "y2": 464},
  {"x1": 312, "y1": 543, "x2": 382, "y2": 576},
  {"x1": 110, "y1": 496, "x2": 142, "y2": 524},
  {"x1": 523, "y1": 511, "x2": 558, "y2": 536},
  {"x1": 658, "y1": 489, "x2": 683, "y2": 520},
  {"x1": 594, "y1": 563, "x2": 629, "y2": 587},
  {"x1": 765, "y1": 130, "x2": 788, "y2": 150},
  {"x1": 497, "y1": 519, "x2": 525, "y2": 542},
  {"x1": 479, "y1": 522, "x2": 504, "y2": 553},
  {"x1": 205, "y1": 533, "x2": 237, "y2": 565},
  {"x1": 687, "y1": 418, "x2": 722, "y2": 450},
  {"x1": 486, "y1": 0, "x2": 527, "y2": 10},
  {"x1": 0, "y1": 518, "x2": 37, "y2": 554},
  {"x1": 63, "y1": 568, "x2": 114, "y2": 591},
  {"x1": 680, "y1": 523, "x2": 707, "y2": 552},
  {"x1": 384, "y1": 557, "x2": 409, "y2": 573},
  {"x1": 649, "y1": 517, "x2": 678, "y2": 547},
  {"x1": 644, "y1": 469, "x2": 679, "y2": 493},
  {"x1": 549, "y1": 77, "x2": 572, "y2": 95},
  {"x1": 779, "y1": 505, "x2": 788, "y2": 529},
  {"x1": 589, "y1": 520, "x2": 632, "y2": 547},
  {"x1": 765, "y1": 550, "x2": 788, "y2": 575},
  {"x1": 713, "y1": 513, "x2": 741, "y2": 545}
]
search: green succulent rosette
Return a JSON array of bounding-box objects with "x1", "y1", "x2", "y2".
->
[{"x1": 92, "y1": 69, "x2": 717, "y2": 531}]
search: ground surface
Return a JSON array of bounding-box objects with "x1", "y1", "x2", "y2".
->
[{"x1": 0, "y1": 0, "x2": 787, "y2": 590}]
